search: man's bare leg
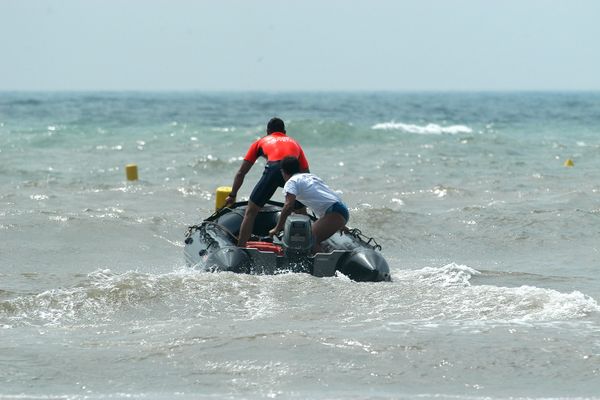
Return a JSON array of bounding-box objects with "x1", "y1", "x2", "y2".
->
[
  {"x1": 311, "y1": 212, "x2": 346, "y2": 253},
  {"x1": 238, "y1": 201, "x2": 260, "y2": 247}
]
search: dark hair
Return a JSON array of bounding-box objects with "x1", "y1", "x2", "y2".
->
[
  {"x1": 281, "y1": 156, "x2": 300, "y2": 176},
  {"x1": 267, "y1": 117, "x2": 285, "y2": 134}
]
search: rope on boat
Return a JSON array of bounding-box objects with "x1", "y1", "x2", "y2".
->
[
  {"x1": 345, "y1": 228, "x2": 382, "y2": 251},
  {"x1": 186, "y1": 221, "x2": 238, "y2": 244}
]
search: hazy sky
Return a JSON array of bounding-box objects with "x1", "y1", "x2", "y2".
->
[{"x1": 1, "y1": 0, "x2": 599, "y2": 91}]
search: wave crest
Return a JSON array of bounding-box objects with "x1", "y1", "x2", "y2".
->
[
  {"x1": 400, "y1": 263, "x2": 600, "y2": 322},
  {"x1": 371, "y1": 121, "x2": 473, "y2": 134}
]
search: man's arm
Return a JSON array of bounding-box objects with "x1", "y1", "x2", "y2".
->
[
  {"x1": 225, "y1": 160, "x2": 253, "y2": 206},
  {"x1": 269, "y1": 192, "x2": 296, "y2": 236}
]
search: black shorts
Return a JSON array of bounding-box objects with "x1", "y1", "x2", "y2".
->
[{"x1": 250, "y1": 161, "x2": 304, "y2": 209}]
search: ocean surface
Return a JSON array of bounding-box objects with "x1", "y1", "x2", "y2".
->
[{"x1": 1, "y1": 92, "x2": 599, "y2": 399}]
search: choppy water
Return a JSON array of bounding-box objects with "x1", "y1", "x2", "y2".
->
[{"x1": 1, "y1": 92, "x2": 600, "y2": 399}]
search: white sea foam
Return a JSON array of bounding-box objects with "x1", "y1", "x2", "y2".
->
[
  {"x1": 401, "y1": 263, "x2": 600, "y2": 322},
  {"x1": 410, "y1": 262, "x2": 481, "y2": 287},
  {"x1": 371, "y1": 121, "x2": 473, "y2": 134}
]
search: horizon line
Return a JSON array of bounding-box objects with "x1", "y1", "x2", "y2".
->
[{"x1": 2, "y1": 88, "x2": 600, "y2": 94}]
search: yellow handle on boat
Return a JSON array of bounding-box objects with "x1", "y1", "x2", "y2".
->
[{"x1": 215, "y1": 186, "x2": 232, "y2": 210}]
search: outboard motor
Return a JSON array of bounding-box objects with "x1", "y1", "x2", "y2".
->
[{"x1": 281, "y1": 215, "x2": 313, "y2": 271}]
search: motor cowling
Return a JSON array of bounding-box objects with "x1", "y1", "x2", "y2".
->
[{"x1": 281, "y1": 215, "x2": 313, "y2": 258}]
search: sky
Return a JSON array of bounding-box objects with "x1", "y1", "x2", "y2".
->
[{"x1": 1, "y1": 0, "x2": 599, "y2": 91}]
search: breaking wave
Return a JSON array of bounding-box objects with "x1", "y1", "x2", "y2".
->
[
  {"x1": 1, "y1": 264, "x2": 598, "y2": 329},
  {"x1": 397, "y1": 263, "x2": 600, "y2": 322},
  {"x1": 371, "y1": 121, "x2": 473, "y2": 134}
]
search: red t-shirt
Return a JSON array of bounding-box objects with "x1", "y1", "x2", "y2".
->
[{"x1": 243, "y1": 132, "x2": 309, "y2": 170}]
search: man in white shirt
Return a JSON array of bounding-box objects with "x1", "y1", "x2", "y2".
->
[{"x1": 269, "y1": 156, "x2": 350, "y2": 253}]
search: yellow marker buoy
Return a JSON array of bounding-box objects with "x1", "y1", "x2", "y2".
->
[
  {"x1": 564, "y1": 159, "x2": 574, "y2": 167},
  {"x1": 215, "y1": 186, "x2": 232, "y2": 210},
  {"x1": 125, "y1": 163, "x2": 139, "y2": 181}
]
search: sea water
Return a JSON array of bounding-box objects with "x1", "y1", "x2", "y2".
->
[{"x1": 1, "y1": 92, "x2": 599, "y2": 399}]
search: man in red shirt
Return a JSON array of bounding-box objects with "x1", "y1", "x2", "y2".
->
[{"x1": 225, "y1": 117, "x2": 309, "y2": 247}]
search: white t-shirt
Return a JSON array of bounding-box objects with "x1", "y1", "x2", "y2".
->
[{"x1": 282, "y1": 173, "x2": 343, "y2": 217}]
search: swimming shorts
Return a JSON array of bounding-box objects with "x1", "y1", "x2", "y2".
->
[{"x1": 325, "y1": 201, "x2": 350, "y2": 223}]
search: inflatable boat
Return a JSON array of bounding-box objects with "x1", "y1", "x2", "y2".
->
[{"x1": 184, "y1": 200, "x2": 391, "y2": 282}]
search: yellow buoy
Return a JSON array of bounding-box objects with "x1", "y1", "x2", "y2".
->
[
  {"x1": 215, "y1": 186, "x2": 232, "y2": 210},
  {"x1": 564, "y1": 159, "x2": 574, "y2": 167},
  {"x1": 125, "y1": 163, "x2": 139, "y2": 181}
]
